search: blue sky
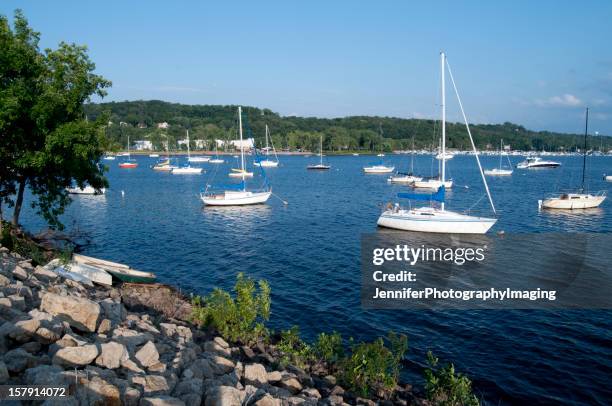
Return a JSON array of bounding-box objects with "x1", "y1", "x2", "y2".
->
[{"x1": 3, "y1": 1, "x2": 612, "y2": 134}]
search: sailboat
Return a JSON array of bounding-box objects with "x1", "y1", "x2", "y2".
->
[
  {"x1": 377, "y1": 52, "x2": 497, "y2": 234},
  {"x1": 254, "y1": 125, "x2": 279, "y2": 167},
  {"x1": 484, "y1": 139, "x2": 513, "y2": 176},
  {"x1": 209, "y1": 142, "x2": 225, "y2": 164},
  {"x1": 200, "y1": 106, "x2": 271, "y2": 205},
  {"x1": 539, "y1": 108, "x2": 606, "y2": 210},
  {"x1": 118, "y1": 135, "x2": 138, "y2": 168},
  {"x1": 307, "y1": 135, "x2": 331, "y2": 170},
  {"x1": 388, "y1": 136, "x2": 423, "y2": 183},
  {"x1": 153, "y1": 133, "x2": 178, "y2": 171},
  {"x1": 172, "y1": 130, "x2": 203, "y2": 174},
  {"x1": 363, "y1": 163, "x2": 395, "y2": 174}
]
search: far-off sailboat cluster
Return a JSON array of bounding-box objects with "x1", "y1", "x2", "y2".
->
[{"x1": 104, "y1": 51, "x2": 609, "y2": 235}]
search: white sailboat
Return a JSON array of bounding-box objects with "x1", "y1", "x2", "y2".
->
[
  {"x1": 388, "y1": 136, "x2": 423, "y2": 183},
  {"x1": 539, "y1": 108, "x2": 606, "y2": 210},
  {"x1": 172, "y1": 130, "x2": 203, "y2": 175},
  {"x1": 484, "y1": 139, "x2": 513, "y2": 176},
  {"x1": 254, "y1": 125, "x2": 279, "y2": 167},
  {"x1": 118, "y1": 136, "x2": 138, "y2": 168},
  {"x1": 209, "y1": 143, "x2": 225, "y2": 164},
  {"x1": 364, "y1": 164, "x2": 395, "y2": 174},
  {"x1": 307, "y1": 135, "x2": 331, "y2": 170},
  {"x1": 516, "y1": 156, "x2": 560, "y2": 168},
  {"x1": 377, "y1": 52, "x2": 497, "y2": 234},
  {"x1": 66, "y1": 185, "x2": 106, "y2": 195},
  {"x1": 201, "y1": 106, "x2": 271, "y2": 206}
]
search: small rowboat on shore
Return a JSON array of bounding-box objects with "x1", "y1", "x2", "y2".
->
[{"x1": 72, "y1": 254, "x2": 156, "y2": 283}]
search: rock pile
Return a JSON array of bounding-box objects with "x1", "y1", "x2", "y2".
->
[{"x1": 0, "y1": 245, "x2": 423, "y2": 406}]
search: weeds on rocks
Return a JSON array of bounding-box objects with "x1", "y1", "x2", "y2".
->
[
  {"x1": 424, "y1": 351, "x2": 480, "y2": 406},
  {"x1": 190, "y1": 272, "x2": 271, "y2": 345}
]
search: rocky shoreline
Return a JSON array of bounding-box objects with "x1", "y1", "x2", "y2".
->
[{"x1": 0, "y1": 244, "x2": 429, "y2": 406}]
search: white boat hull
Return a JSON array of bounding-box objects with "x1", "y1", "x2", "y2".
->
[
  {"x1": 254, "y1": 160, "x2": 279, "y2": 167},
  {"x1": 364, "y1": 166, "x2": 395, "y2": 174},
  {"x1": 66, "y1": 186, "x2": 106, "y2": 195},
  {"x1": 377, "y1": 208, "x2": 496, "y2": 234},
  {"x1": 435, "y1": 153, "x2": 454, "y2": 160},
  {"x1": 229, "y1": 171, "x2": 253, "y2": 178},
  {"x1": 172, "y1": 167, "x2": 203, "y2": 174},
  {"x1": 484, "y1": 169, "x2": 513, "y2": 176},
  {"x1": 604, "y1": 175, "x2": 612, "y2": 182},
  {"x1": 388, "y1": 175, "x2": 423, "y2": 183},
  {"x1": 541, "y1": 194, "x2": 606, "y2": 209},
  {"x1": 188, "y1": 157, "x2": 210, "y2": 162},
  {"x1": 201, "y1": 190, "x2": 271, "y2": 206},
  {"x1": 209, "y1": 159, "x2": 225, "y2": 164},
  {"x1": 412, "y1": 179, "x2": 453, "y2": 189}
]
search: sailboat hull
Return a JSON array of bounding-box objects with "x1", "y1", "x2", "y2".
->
[
  {"x1": 484, "y1": 169, "x2": 513, "y2": 176},
  {"x1": 254, "y1": 160, "x2": 279, "y2": 167},
  {"x1": 412, "y1": 179, "x2": 453, "y2": 189},
  {"x1": 201, "y1": 190, "x2": 271, "y2": 206},
  {"x1": 172, "y1": 167, "x2": 203, "y2": 174},
  {"x1": 388, "y1": 175, "x2": 423, "y2": 183},
  {"x1": 377, "y1": 208, "x2": 496, "y2": 234},
  {"x1": 541, "y1": 194, "x2": 606, "y2": 209},
  {"x1": 363, "y1": 166, "x2": 395, "y2": 174}
]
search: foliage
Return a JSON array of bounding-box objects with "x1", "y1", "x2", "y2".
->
[
  {"x1": 339, "y1": 332, "x2": 408, "y2": 397},
  {"x1": 277, "y1": 326, "x2": 314, "y2": 368},
  {"x1": 312, "y1": 331, "x2": 344, "y2": 365},
  {"x1": 83, "y1": 100, "x2": 611, "y2": 153},
  {"x1": 191, "y1": 273, "x2": 271, "y2": 345},
  {"x1": 424, "y1": 351, "x2": 480, "y2": 406},
  {"x1": 0, "y1": 9, "x2": 110, "y2": 229}
]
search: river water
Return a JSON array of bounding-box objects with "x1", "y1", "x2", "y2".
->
[{"x1": 21, "y1": 153, "x2": 612, "y2": 405}]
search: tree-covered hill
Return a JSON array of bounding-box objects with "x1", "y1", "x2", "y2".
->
[{"x1": 85, "y1": 100, "x2": 611, "y2": 152}]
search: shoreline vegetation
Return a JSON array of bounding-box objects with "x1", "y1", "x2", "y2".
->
[
  {"x1": 86, "y1": 100, "x2": 612, "y2": 155},
  {"x1": 0, "y1": 224, "x2": 481, "y2": 405}
]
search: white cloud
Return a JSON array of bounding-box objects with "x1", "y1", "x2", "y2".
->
[{"x1": 534, "y1": 94, "x2": 583, "y2": 107}]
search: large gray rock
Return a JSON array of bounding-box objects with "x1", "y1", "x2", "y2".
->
[
  {"x1": 131, "y1": 375, "x2": 171, "y2": 396},
  {"x1": 113, "y1": 327, "x2": 154, "y2": 348},
  {"x1": 210, "y1": 355, "x2": 235, "y2": 375},
  {"x1": 12, "y1": 265, "x2": 28, "y2": 281},
  {"x1": 23, "y1": 365, "x2": 65, "y2": 386},
  {"x1": 255, "y1": 394, "x2": 282, "y2": 406},
  {"x1": 96, "y1": 341, "x2": 129, "y2": 369},
  {"x1": 204, "y1": 385, "x2": 245, "y2": 406},
  {"x1": 244, "y1": 363, "x2": 268, "y2": 386},
  {"x1": 53, "y1": 344, "x2": 99, "y2": 367},
  {"x1": 33, "y1": 265, "x2": 59, "y2": 281},
  {"x1": 3, "y1": 348, "x2": 38, "y2": 373},
  {"x1": 204, "y1": 340, "x2": 231, "y2": 357},
  {"x1": 140, "y1": 396, "x2": 186, "y2": 406},
  {"x1": 100, "y1": 298, "x2": 127, "y2": 323},
  {"x1": 280, "y1": 377, "x2": 303, "y2": 394},
  {"x1": 8, "y1": 318, "x2": 41, "y2": 342},
  {"x1": 135, "y1": 341, "x2": 160, "y2": 368},
  {"x1": 40, "y1": 292, "x2": 101, "y2": 333}
]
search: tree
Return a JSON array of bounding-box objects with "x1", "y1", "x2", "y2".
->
[{"x1": 0, "y1": 10, "x2": 111, "y2": 229}]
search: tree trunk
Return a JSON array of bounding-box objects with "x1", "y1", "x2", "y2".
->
[{"x1": 12, "y1": 178, "x2": 26, "y2": 227}]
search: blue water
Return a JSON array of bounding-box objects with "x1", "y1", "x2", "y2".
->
[{"x1": 20, "y1": 154, "x2": 612, "y2": 405}]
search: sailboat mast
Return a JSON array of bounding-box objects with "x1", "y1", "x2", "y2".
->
[
  {"x1": 440, "y1": 51, "x2": 446, "y2": 211},
  {"x1": 265, "y1": 124, "x2": 269, "y2": 157},
  {"x1": 581, "y1": 107, "x2": 589, "y2": 192},
  {"x1": 238, "y1": 106, "x2": 245, "y2": 174},
  {"x1": 186, "y1": 129, "x2": 190, "y2": 159},
  {"x1": 499, "y1": 139, "x2": 503, "y2": 170},
  {"x1": 320, "y1": 135, "x2": 323, "y2": 165},
  {"x1": 127, "y1": 135, "x2": 130, "y2": 157}
]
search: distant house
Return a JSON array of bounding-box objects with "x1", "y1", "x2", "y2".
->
[
  {"x1": 133, "y1": 140, "x2": 153, "y2": 150},
  {"x1": 177, "y1": 138, "x2": 188, "y2": 147},
  {"x1": 215, "y1": 138, "x2": 255, "y2": 150},
  {"x1": 503, "y1": 144, "x2": 511, "y2": 151},
  {"x1": 194, "y1": 139, "x2": 206, "y2": 149},
  {"x1": 119, "y1": 121, "x2": 129, "y2": 127},
  {"x1": 157, "y1": 122, "x2": 169, "y2": 129},
  {"x1": 137, "y1": 122, "x2": 147, "y2": 129}
]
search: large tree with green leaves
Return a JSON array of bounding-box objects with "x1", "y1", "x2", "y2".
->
[{"x1": 0, "y1": 10, "x2": 111, "y2": 230}]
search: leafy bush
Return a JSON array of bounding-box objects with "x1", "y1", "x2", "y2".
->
[
  {"x1": 277, "y1": 326, "x2": 313, "y2": 368},
  {"x1": 312, "y1": 331, "x2": 344, "y2": 365},
  {"x1": 339, "y1": 331, "x2": 408, "y2": 397},
  {"x1": 424, "y1": 351, "x2": 479, "y2": 406},
  {"x1": 191, "y1": 272, "x2": 271, "y2": 345}
]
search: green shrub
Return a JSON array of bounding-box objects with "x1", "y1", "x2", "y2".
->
[
  {"x1": 277, "y1": 326, "x2": 313, "y2": 368},
  {"x1": 312, "y1": 331, "x2": 344, "y2": 365},
  {"x1": 339, "y1": 331, "x2": 408, "y2": 397},
  {"x1": 191, "y1": 272, "x2": 271, "y2": 345},
  {"x1": 424, "y1": 351, "x2": 479, "y2": 406}
]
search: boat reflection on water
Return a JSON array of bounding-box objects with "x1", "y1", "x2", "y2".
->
[{"x1": 538, "y1": 207, "x2": 605, "y2": 232}]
